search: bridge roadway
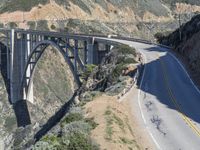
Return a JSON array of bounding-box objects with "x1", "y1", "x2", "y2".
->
[{"x1": 97, "y1": 38, "x2": 200, "y2": 149}]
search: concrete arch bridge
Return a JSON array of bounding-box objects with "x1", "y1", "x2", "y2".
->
[{"x1": 0, "y1": 29, "x2": 113, "y2": 126}]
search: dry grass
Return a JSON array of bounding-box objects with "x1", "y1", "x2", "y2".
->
[{"x1": 84, "y1": 94, "x2": 141, "y2": 150}]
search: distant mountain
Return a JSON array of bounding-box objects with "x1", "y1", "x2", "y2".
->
[
  {"x1": 0, "y1": 0, "x2": 199, "y2": 39},
  {"x1": 0, "y1": 0, "x2": 200, "y2": 18}
]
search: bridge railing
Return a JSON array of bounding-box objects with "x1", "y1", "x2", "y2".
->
[{"x1": 0, "y1": 28, "x2": 171, "y2": 49}]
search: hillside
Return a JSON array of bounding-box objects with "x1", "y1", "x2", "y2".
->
[
  {"x1": 157, "y1": 14, "x2": 200, "y2": 88},
  {"x1": 0, "y1": 0, "x2": 200, "y2": 39},
  {"x1": 0, "y1": 0, "x2": 200, "y2": 149},
  {"x1": 0, "y1": 45, "x2": 76, "y2": 149}
]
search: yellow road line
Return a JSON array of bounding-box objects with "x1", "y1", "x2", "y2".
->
[{"x1": 158, "y1": 54, "x2": 200, "y2": 137}]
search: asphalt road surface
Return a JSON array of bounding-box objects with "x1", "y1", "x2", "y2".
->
[{"x1": 98, "y1": 38, "x2": 200, "y2": 150}]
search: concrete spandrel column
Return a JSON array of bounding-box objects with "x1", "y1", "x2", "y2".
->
[
  {"x1": 87, "y1": 43, "x2": 93, "y2": 64},
  {"x1": 6, "y1": 32, "x2": 10, "y2": 80},
  {"x1": 26, "y1": 34, "x2": 31, "y2": 85},
  {"x1": 74, "y1": 39, "x2": 78, "y2": 72},
  {"x1": 10, "y1": 29, "x2": 16, "y2": 103},
  {"x1": 84, "y1": 41, "x2": 87, "y2": 65},
  {"x1": 26, "y1": 80, "x2": 34, "y2": 103},
  {"x1": 24, "y1": 33, "x2": 34, "y2": 103}
]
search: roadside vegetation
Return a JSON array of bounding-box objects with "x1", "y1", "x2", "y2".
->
[
  {"x1": 31, "y1": 107, "x2": 99, "y2": 150},
  {"x1": 80, "y1": 44, "x2": 137, "y2": 96}
]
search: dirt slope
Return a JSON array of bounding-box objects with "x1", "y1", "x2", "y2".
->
[{"x1": 84, "y1": 87, "x2": 155, "y2": 150}]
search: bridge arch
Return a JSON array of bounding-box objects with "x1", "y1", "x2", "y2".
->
[{"x1": 20, "y1": 40, "x2": 80, "y2": 103}]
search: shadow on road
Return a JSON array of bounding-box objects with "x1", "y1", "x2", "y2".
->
[{"x1": 137, "y1": 45, "x2": 200, "y2": 126}]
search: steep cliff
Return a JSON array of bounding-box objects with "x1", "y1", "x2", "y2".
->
[{"x1": 157, "y1": 14, "x2": 200, "y2": 86}]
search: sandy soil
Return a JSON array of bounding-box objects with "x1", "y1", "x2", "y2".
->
[
  {"x1": 0, "y1": 0, "x2": 178, "y2": 26},
  {"x1": 84, "y1": 80, "x2": 155, "y2": 150},
  {"x1": 0, "y1": 0, "x2": 137, "y2": 24}
]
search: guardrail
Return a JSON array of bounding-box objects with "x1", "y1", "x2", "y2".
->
[{"x1": 0, "y1": 28, "x2": 172, "y2": 49}]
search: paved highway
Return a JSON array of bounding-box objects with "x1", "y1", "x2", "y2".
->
[{"x1": 98, "y1": 38, "x2": 200, "y2": 150}]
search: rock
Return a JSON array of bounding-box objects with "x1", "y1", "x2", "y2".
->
[{"x1": 74, "y1": 96, "x2": 80, "y2": 105}]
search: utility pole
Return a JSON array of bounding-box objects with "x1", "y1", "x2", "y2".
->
[
  {"x1": 178, "y1": 13, "x2": 182, "y2": 41},
  {"x1": 175, "y1": 0, "x2": 182, "y2": 41}
]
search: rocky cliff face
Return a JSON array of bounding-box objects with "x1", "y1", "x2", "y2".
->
[
  {"x1": 158, "y1": 14, "x2": 200, "y2": 83},
  {"x1": 0, "y1": 74, "x2": 17, "y2": 149}
]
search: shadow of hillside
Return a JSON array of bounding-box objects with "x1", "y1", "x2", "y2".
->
[
  {"x1": 34, "y1": 91, "x2": 77, "y2": 142},
  {"x1": 137, "y1": 45, "x2": 200, "y2": 125}
]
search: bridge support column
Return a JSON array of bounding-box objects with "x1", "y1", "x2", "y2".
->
[
  {"x1": 87, "y1": 39, "x2": 99, "y2": 65},
  {"x1": 10, "y1": 31, "x2": 34, "y2": 103},
  {"x1": 10, "y1": 29, "x2": 17, "y2": 103},
  {"x1": 24, "y1": 33, "x2": 34, "y2": 103},
  {"x1": 84, "y1": 41, "x2": 87, "y2": 65},
  {"x1": 10, "y1": 30, "x2": 31, "y2": 127},
  {"x1": 74, "y1": 39, "x2": 78, "y2": 72}
]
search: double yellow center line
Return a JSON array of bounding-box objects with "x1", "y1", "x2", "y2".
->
[{"x1": 157, "y1": 54, "x2": 200, "y2": 137}]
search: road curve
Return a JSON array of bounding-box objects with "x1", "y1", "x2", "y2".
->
[{"x1": 97, "y1": 38, "x2": 200, "y2": 150}]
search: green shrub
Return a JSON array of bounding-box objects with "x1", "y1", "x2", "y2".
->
[
  {"x1": 112, "y1": 63, "x2": 125, "y2": 79},
  {"x1": 42, "y1": 135, "x2": 59, "y2": 143},
  {"x1": 35, "y1": 135, "x2": 65, "y2": 150},
  {"x1": 69, "y1": 107, "x2": 83, "y2": 114},
  {"x1": 67, "y1": 132, "x2": 99, "y2": 150},
  {"x1": 36, "y1": 20, "x2": 49, "y2": 31},
  {"x1": 81, "y1": 64, "x2": 97, "y2": 79},
  {"x1": 123, "y1": 57, "x2": 137, "y2": 64},
  {"x1": 117, "y1": 45, "x2": 136, "y2": 56},
  {"x1": 62, "y1": 121, "x2": 92, "y2": 135},
  {"x1": 31, "y1": 141, "x2": 53, "y2": 150},
  {"x1": 8, "y1": 22, "x2": 18, "y2": 29},
  {"x1": 85, "y1": 118, "x2": 98, "y2": 129},
  {"x1": 61, "y1": 113, "x2": 83, "y2": 126},
  {"x1": 27, "y1": 21, "x2": 36, "y2": 29},
  {"x1": 50, "y1": 24, "x2": 56, "y2": 30}
]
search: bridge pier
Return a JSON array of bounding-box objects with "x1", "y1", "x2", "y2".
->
[
  {"x1": 87, "y1": 39, "x2": 99, "y2": 64},
  {"x1": 9, "y1": 30, "x2": 31, "y2": 126},
  {"x1": 87, "y1": 40, "x2": 111, "y2": 65}
]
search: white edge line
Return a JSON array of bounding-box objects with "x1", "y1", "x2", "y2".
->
[
  {"x1": 167, "y1": 52, "x2": 200, "y2": 95},
  {"x1": 137, "y1": 49, "x2": 162, "y2": 150}
]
